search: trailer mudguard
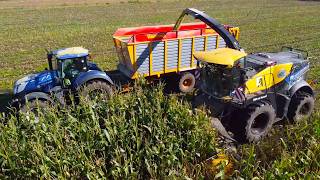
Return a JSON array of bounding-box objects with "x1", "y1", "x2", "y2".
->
[
  {"x1": 72, "y1": 70, "x2": 114, "y2": 90},
  {"x1": 289, "y1": 80, "x2": 313, "y2": 97},
  {"x1": 173, "y1": 8, "x2": 241, "y2": 50}
]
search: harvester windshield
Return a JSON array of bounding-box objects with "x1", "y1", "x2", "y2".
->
[{"x1": 201, "y1": 64, "x2": 242, "y2": 98}]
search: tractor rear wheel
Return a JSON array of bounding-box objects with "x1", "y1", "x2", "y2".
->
[
  {"x1": 231, "y1": 102, "x2": 275, "y2": 142},
  {"x1": 287, "y1": 92, "x2": 314, "y2": 123},
  {"x1": 178, "y1": 72, "x2": 196, "y2": 93},
  {"x1": 79, "y1": 80, "x2": 113, "y2": 101}
]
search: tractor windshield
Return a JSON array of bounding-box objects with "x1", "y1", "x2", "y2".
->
[
  {"x1": 201, "y1": 64, "x2": 242, "y2": 98},
  {"x1": 58, "y1": 57, "x2": 87, "y2": 80}
]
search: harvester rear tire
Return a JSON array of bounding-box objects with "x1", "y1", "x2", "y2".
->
[
  {"x1": 287, "y1": 92, "x2": 314, "y2": 123},
  {"x1": 178, "y1": 72, "x2": 196, "y2": 93},
  {"x1": 79, "y1": 80, "x2": 113, "y2": 101}
]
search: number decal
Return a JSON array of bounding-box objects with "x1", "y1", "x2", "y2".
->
[{"x1": 256, "y1": 76, "x2": 264, "y2": 88}]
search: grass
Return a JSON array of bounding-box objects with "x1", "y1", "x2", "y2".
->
[{"x1": 0, "y1": 0, "x2": 319, "y2": 178}]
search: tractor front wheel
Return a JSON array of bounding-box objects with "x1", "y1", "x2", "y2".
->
[
  {"x1": 178, "y1": 72, "x2": 196, "y2": 93},
  {"x1": 79, "y1": 80, "x2": 113, "y2": 101},
  {"x1": 287, "y1": 92, "x2": 314, "y2": 123},
  {"x1": 19, "y1": 99, "x2": 50, "y2": 123}
]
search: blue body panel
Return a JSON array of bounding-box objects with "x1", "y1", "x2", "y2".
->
[
  {"x1": 14, "y1": 70, "x2": 59, "y2": 97},
  {"x1": 88, "y1": 62, "x2": 102, "y2": 71},
  {"x1": 72, "y1": 70, "x2": 114, "y2": 90}
]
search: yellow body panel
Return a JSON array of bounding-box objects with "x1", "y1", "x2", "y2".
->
[
  {"x1": 193, "y1": 48, "x2": 247, "y2": 67},
  {"x1": 245, "y1": 63, "x2": 293, "y2": 94}
]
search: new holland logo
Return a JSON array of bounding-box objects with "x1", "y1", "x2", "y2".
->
[{"x1": 278, "y1": 69, "x2": 286, "y2": 78}]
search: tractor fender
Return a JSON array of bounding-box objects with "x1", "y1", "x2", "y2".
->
[
  {"x1": 72, "y1": 70, "x2": 114, "y2": 90},
  {"x1": 289, "y1": 80, "x2": 314, "y2": 97},
  {"x1": 22, "y1": 92, "x2": 53, "y2": 104}
]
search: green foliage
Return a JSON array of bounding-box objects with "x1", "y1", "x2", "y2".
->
[
  {"x1": 0, "y1": 84, "x2": 216, "y2": 179},
  {"x1": 235, "y1": 107, "x2": 320, "y2": 179}
]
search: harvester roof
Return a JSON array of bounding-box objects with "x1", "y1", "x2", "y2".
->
[
  {"x1": 193, "y1": 48, "x2": 247, "y2": 67},
  {"x1": 53, "y1": 47, "x2": 89, "y2": 60}
]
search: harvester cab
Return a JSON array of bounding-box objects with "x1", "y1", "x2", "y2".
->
[{"x1": 194, "y1": 47, "x2": 315, "y2": 142}]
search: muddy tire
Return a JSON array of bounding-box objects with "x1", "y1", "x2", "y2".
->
[
  {"x1": 178, "y1": 72, "x2": 196, "y2": 93},
  {"x1": 231, "y1": 102, "x2": 275, "y2": 143},
  {"x1": 79, "y1": 80, "x2": 113, "y2": 101},
  {"x1": 287, "y1": 92, "x2": 314, "y2": 123}
]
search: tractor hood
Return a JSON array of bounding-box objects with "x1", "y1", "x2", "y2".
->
[{"x1": 13, "y1": 70, "x2": 57, "y2": 95}]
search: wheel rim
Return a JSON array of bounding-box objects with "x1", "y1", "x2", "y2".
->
[
  {"x1": 182, "y1": 78, "x2": 192, "y2": 88},
  {"x1": 251, "y1": 113, "x2": 269, "y2": 135}
]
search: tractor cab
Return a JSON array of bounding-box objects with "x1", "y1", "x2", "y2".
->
[{"x1": 47, "y1": 47, "x2": 90, "y2": 86}]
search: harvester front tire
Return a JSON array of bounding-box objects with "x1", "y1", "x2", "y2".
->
[
  {"x1": 244, "y1": 102, "x2": 275, "y2": 142},
  {"x1": 287, "y1": 92, "x2": 314, "y2": 123},
  {"x1": 231, "y1": 102, "x2": 275, "y2": 143},
  {"x1": 79, "y1": 80, "x2": 113, "y2": 101},
  {"x1": 179, "y1": 72, "x2": 196, "y2": 93}
]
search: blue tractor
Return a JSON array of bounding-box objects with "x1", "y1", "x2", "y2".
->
[{"x1": 12, "y1": 47, "x2": 114, "y2": 112}]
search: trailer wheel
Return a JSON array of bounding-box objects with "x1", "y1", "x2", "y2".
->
[
  {"x1": 179, "y1": 72, "x2": 196, "y2": 93},
  {"x1": 79, "y1": 80, "x2": 113, "y2": 101},
  {"x1": 287, "y1": 92, "x2": 314, "y2": 123}
]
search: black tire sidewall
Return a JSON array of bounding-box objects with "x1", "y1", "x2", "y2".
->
[
  {"x1": 19, "y1": 99, "x2": 50, "y2": 122},
  {"x1": 79, "y1": 80, "x2": 113, "y2": 100},
  {"x1": 20, "y1": 99, "x2": 49, "y2": 113},
  {"x1": 245, "y1": 103, "x2": 275, "y2": 142},
  {"x1": 288, "y1": 93, "x2": 314, "y2": 123}
]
